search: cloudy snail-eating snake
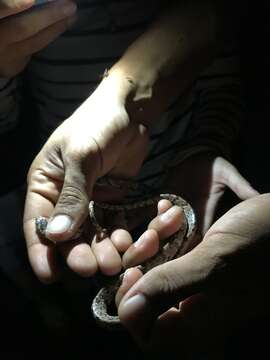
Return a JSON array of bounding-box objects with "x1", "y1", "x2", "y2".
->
[{"x1": 36, "y1": 191, "x2": 196, "y2": 331}]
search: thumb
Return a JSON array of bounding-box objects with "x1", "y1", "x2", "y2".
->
[
  {"x1": 219, "y1": 159, "x2": 259, "y2": 200},
  {"x1": 45, "y1": 159, "x2": 97, "y2": 242},
  {"x1": 118, "y1": 244, "x2": 218, "y2": 349}
]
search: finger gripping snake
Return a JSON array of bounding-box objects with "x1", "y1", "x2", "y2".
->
[
  {"x1": 35, "y1": 193, "x2": 196, "y2": 330},
  {"x1": 90, "y1": 194, "x2": 196, "y2": 330}
]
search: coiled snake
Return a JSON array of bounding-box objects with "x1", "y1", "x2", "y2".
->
[{"x1": 36, "y1": 193, "x2": 196, "y2": 331}]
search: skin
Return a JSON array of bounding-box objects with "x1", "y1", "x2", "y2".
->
[
  {"x1": 23, "y1": 75, "x2": 149, "y2": 281},
  {"x1": 0, "y1": 0, "x2": 77, "y2": 77},
  {"x1": 115, "y1": 157, "x2": 266, "y2": 357},
  {"x1": 23, "y1": 0, "x2": 224, "y2": 283},
  {"x1": 117, "y1": 155, "x2": 258, "y2": 274},
  {"x1": 11, "y1": 7, "x2": 260, "y2": 353},
  {"x1": 3, "y1": 0, "x2": 263, "y2": 352},
  {"x1": 117, "y1": 196, "x2": 270, "y2": 356}
]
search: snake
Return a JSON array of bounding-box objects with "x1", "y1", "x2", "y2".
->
[{"x1": 35, "y1": 193, "x2": 196, "y2": 331}]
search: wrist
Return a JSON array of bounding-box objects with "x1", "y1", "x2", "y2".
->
[
  {"x1": 95, "y1": 67, "x2": 137, "y2": 105},
  {"x1": 95, "y1": 64, "x2": 158, "y2": 129},
  {"x1": 108, "y1": 60, "x2": 157, "y2": 102}
]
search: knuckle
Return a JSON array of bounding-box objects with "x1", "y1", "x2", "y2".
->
[
  {"x1": 26, "y1": 166, "x2": 34, "y2": 184},
  {"x1": 148, "y1": 267, "x2": 178, "y2": 295},
  {"x1": 65, "y1": 141, "x2": 101, "y2": 170},
  {"x1": 58, "y1": 184, "x2": 88, "y2": 208},
  {"x1": 65, "y1": 148, "x2": 85, "y2": 162},
  {"x1": 196, "y1": 242, "x2": 227, "y2": 281}
]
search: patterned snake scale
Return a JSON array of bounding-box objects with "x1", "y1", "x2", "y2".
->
[
  {"x1": 90, "y1": 194, "x2": 196, "y2": 330},
  {"x1": 35, "y1": 193, "x2": 196, "y2": 330}
]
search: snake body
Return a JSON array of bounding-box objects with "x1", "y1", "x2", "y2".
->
[
  {"x1": 35, "y1": 193, "x2": 196, "y2": 331},
  {"x1": 90, "y1": 194, "x2": 196, "y2": 330}
]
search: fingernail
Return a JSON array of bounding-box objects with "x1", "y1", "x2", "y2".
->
[
  {"x1": 158, "y1": 199, "x2": 172, "y2": 214},
  {"x1": 47, "y1": 215, "x2": 72, "y2": 234},
  {"x1": 122, "y1": 268, "x2": 133, "y2": 286},
  {"x1": 62, "y1": 1, "x2": 77, "y2": 16},
  {"x1": 122, "y1": 294, "x2": 147, "y2": 317},
  {"x1": 133, "y1": 233, "x2": 145, "y2": 248},
  {"x1": 160, "y1": 206, "x2": 178, "y2": 223}
]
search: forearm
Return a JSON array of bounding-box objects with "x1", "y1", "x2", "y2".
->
[
  {"x1": 102, "y1": 0, "x2": 224, "y2": 126},
  {"x1": 113, "y1": 0, "x2": 218, "y2": 93}
]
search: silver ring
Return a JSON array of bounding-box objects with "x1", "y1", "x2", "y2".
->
[{"x1": 35, "y1": 216, "x2": 83, "y2": 240}]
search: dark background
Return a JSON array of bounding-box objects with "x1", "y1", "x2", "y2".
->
[{"x1": 0, "y1": 1, "x2": 269, "y2": 359}]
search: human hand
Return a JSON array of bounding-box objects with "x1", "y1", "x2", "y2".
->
[
  {"x1": 23, "y1": 71, "x2": 149, "y2": 283},
  {"x1": 167, "y1": 154, "x2": 259, "y2": 235},
  {"x1": 0, "y1": 0, "x2": 77, "y2": 77},
  {"x1": 116, "y1": 194, "x2": 270, "y2": 355},
  {"x1": 119, "y1": 154, "x2": 259, "y2": 272}
]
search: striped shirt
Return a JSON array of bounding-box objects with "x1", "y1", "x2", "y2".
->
[
  {"x1": 0, "y1": 1, "x2": 244, "y2": 327},
  {"x1": 0, "y1": 0, "x2": 242, "y2": 195}
]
